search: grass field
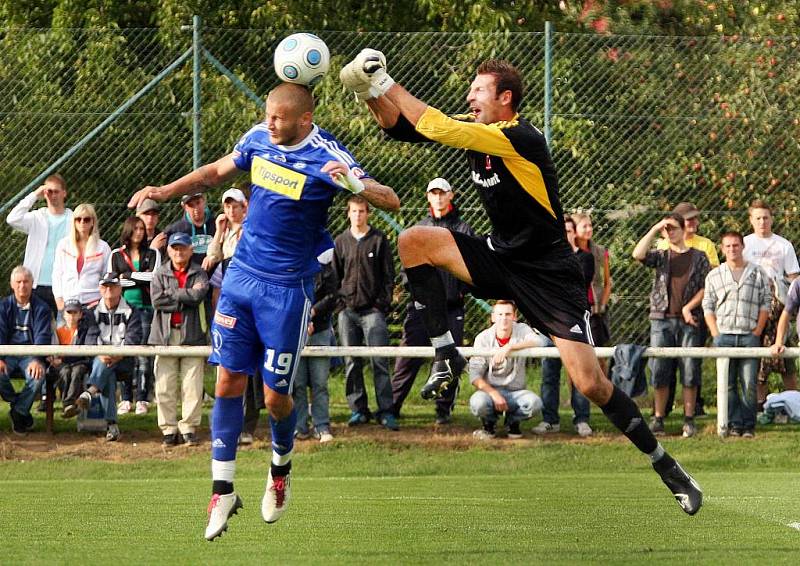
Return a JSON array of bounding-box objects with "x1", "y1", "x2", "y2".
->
[{"x1": 1, "y1": 365, "x2": 799, "y2": 564}]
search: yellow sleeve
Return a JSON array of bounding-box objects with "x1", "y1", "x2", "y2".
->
[
  {"x1": 655, "y1": 238, "x2": 669, "y2": 250},
  {"x1": 703, "y1": 239, "x2": 720, "y2": 267},
  {"x1": 414, "y1": 107, "x2": 519, "y2": 158}
]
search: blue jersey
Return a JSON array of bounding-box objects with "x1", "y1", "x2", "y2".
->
[{"x1": 231, "y1": 123, "x2": 369, "y2": 279}]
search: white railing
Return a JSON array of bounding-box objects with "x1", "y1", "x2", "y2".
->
[{"x1": 4, "y1": 345, "x2": 798, "y2": 438}]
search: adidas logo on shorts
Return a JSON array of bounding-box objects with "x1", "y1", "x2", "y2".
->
[{"x1": 570, "y1": 324, "x2": 582, "y2": 334}]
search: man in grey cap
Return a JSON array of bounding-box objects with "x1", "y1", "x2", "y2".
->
[
  {"x1": 136, "y1": 198, "x2": 166, "y2": 252},
  {"x1": 391, "y1": 177, "x2": 475, "y2": 424}
]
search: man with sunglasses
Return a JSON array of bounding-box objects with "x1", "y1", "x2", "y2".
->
[
  {"x1": 633, "y1": 213, "x2": 711, "y2": 438},
  {"x1": 7, "y1": 174, "x2": 73, "y2": 318}
]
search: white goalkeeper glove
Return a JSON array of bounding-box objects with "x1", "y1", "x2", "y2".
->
[
  {"x1": 339, "y1": 48, "x2": 394, "y2": 101},
  {"x1": 333, "y1": 167, "x2": 365, "y2": 194}
]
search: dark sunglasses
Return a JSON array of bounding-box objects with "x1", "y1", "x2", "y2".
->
[{"x1": 75, "y1": 217, "x2": 93, "y2": 223}]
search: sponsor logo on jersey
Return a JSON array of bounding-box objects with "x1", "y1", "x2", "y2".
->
[
  {"x1": 471, "y1": 170, "x2": 501, "y2": 188},
  {"x1": 252, "y1": 156, "x2": 306, "y2": 200},
  {"x1": 214, "y1": 312, "x2": 237, "y2": 329},
  {"x1": 292, "y1": 161, "x2": 307, "y2": 169}
]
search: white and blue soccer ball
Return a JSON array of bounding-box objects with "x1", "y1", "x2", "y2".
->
[{"x1": 274, "y1": 33, "x2": 330, "y2": 86}]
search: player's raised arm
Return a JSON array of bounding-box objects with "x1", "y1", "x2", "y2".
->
[
  {"x1": 321, "y1": 161, "x2": 400, "y2": 212},
  {"x1": 128, "y1": 154, "x2": 241, "y2": 209}
]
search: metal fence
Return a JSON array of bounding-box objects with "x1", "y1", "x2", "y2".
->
[{"x1": 2, "y1": 22, "x2": 800, "y2": 344}]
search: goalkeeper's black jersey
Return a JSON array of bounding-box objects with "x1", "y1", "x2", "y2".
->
[{"x1": 385, "y1": 107, "x2": 570, "y2": 260}]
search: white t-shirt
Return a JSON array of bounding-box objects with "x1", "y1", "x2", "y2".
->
[{"x1": 743, "y1": 233, "x2": 800, "y2": 302}]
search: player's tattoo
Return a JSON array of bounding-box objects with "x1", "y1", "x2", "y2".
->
[{"x1": 197, "y1": 164, "x2": 214, "y2": 191}]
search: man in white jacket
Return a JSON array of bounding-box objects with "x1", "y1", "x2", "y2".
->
[
  {"x1": 6, "y1": 174, "x2": 73, "y2": 317},
  {"x1": 468, "y1": 300, "x2": 545, "y2": 439}
]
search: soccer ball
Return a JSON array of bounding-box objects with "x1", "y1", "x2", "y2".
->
[{"x1": 274, "y1": 33, "x2": 330, "y2": 87}]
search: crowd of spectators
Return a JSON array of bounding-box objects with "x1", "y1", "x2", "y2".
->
[{"x1": 2, "y1": 175, "x2": 799, "y2": 442}]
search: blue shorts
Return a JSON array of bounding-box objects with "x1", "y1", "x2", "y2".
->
[{"x1": 208, "y1": 262, "x2": 313, "y2": 395}]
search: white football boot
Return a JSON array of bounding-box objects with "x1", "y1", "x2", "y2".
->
[
  {"x1": 261, "y1": 469, "x2": 292, "y2": 523},
  {"x1": 205, "y1": 492, "x2": 243, "y2": 541}
]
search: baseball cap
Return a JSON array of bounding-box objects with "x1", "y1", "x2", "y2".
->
[
  {"x1": 222, "y1": 188, "x2": 246, "y2": 203},
  {"x1": 99, "y1": 272, "x2": 121, "y2": 286},
  {"x1": 673, "y1": 202, "x2": 700, "y2": 220},
  {"x1": 63, "y1": 298, "x2": 82, "y2": 313},
  {"x1": 426, "y1": 178, "x2": 452, "y2": 193},
  {"x1": 180, "y1": 192, "x2": 204, "y2": 205},
  {"x1": 168, "y1": 232, "x2": 192, "y2": 247},
  {"x1": 136, "y1": 198, "x2": 159, "y2": 214}
]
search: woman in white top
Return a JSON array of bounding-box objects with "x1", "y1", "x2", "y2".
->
[{"x1": 52, "y1": 203, "x2": 112, "y2": 309}]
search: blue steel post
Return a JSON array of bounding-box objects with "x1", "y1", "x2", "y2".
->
[
  {"x1": 544, "y1": 21, "x2": 553, "y2": 147},
  {"x1": 193, "y1": 15, "x2": 202, "y2": 169}
]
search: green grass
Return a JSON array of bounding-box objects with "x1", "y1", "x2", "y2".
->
[{"x1": 2, "y1": 361, "x2": 800, "y2": 564}]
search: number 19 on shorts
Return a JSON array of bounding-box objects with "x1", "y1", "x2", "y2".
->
[{"x1": 264, "y1": 349, "x2": 294, "y2": 375}]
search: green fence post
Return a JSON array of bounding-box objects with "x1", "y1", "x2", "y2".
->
[
  {"x1": 193, "y1": 15, "x2": 202, "y2": 169},
  {"x1": 544, "y1": 21, "x2": 553, "y2": 147}
]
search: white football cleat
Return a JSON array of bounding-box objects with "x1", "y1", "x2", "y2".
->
[
  {"x1": 261, "y1": 469, "x2": 291, "y2": 523},
  {"x1": 205, "y1": 492, "x2": 243, "y2": 541}
]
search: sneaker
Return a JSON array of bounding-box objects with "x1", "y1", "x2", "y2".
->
[
  {"x1": 294, "y1": 429, "x2": 312, "y2": 440},
  {"x1": 318, "y1": 430, "x2": 334, "y2": 443},
  {"x1": 117, "y1": 400, "x2": 132, "y2": 415},
  {"x1": 742, "y1": 429, "x2": 755, "y2": 438},
  {"x1": 182, "y1": 432, "x2": 199, "y2": 446},
  {"x1": 238, "y1": 432, "x2": 254, "y2": 445},
  {"x1": 262, "y1": 469, "x2": 291, "y2": 523},
  {"x1": 162, "y1": 433, "x2": 180, "y2": 446},
  {"x1": 62, "y1": 404, "x2": 79, "y2": 419},
  {"x1": 9, "y1": 410, "x2": 27, "y2": 436},
  {"x1": 653, "y1": 458, "x2": 703, "y2": 515},
  {"x1": 205, "y1": 492, "x2": 243, "y2": 541},
  {"x1": 682, "y1": 420, "x2": 697, "y2": 438},
  {"x1": 75, "y1": 391, "x2": 92, "y2": 413},
  {"x1": 472, "y1": 425, "x2": 496, "y2": 440},
  {"x1": 134, "y1": 401, "x2": 149, "y2": 415},
  {"x1": 532, "y1": 421, "x2": 560, "y2": 435},
  {"x1": 106, "y1": 423, "x2": 120, "y2": 442},
  {"x1": 421, "y1": 353, "x2": 466, "y2": 400},
  {"x1": 649, "y1": 416, "x2": 665, "y2": 435},
  {"x1": 507, "y1": 422, "x2": 523, "y2": 439},
  {"x1": 575, "y1": 422, "x2": 593, "y2": 437},
  {"x1": 434, "y1": 412, "x2": 451, "y2": 425},
  {"x1": 728, "y1": 428, "x2": 742, "y2": 437},
  {"x1": 774, "y1": 413, "x2": 789, "y2": 424},
  {"x1": 380, "y1": 413, "x2": 399, "y2": 431},
  {"x1": 347, "y1": 411, "x2": 370, "y2": 427}
]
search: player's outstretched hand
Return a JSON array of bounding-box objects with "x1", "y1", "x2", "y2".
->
[
  {"x1": 340, "y1": 48, "x2": 393, "y2": 101},
  {"x1": 322, "y1": 161, "x2": 364, "y2": 194},
  {"x1": 128, "y1": 185, "x2": 163, "y2": 209}
]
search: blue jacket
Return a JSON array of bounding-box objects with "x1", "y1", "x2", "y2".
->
[{"x1": 0, "y1": 294, "x2": 53, "y2": 362}]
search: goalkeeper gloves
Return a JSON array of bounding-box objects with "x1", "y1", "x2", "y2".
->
[{"x1": 339, "y1": 48, "x2": 395, "y2": 101}]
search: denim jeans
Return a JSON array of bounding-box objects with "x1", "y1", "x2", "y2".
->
[
  {"x1": 469, "y1": 388, "x2": 543, "y2": 425},
  {"x1": 649, "y1": 318, "x2": 702, "y2": 388},
  {"x1": 338, "y1": 308, "x2": 392, "y2": 415},
  {"x1": 0, "y1": 356, "x2": 41, "y2": 418},
  {"x1": 540, "y1": 336, "x2": 591, "y2": 425},
  {"x1": 714, "y1": 333, "x2": 760, "y2": 430},
  {"x1": 122, "y1": 308, "x2": 153, "y2": 403},
  {"x1": 87, "y1": 357, "x2": 131, "y2": 423},
  {"x1": 293, "y1": 327, "x2": 332, "y2": 433}
]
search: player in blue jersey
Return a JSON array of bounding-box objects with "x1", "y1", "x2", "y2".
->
[{"x1": 129, "y1": 83, "x2": 399, "y2": 541}]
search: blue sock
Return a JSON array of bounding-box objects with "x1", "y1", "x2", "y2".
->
[
  {"x1": 269, "y1": 407, "x2": 297, "y2": 459},
  {"x1": 211, "y1": 395, "x2": 244, "y2": 462}
]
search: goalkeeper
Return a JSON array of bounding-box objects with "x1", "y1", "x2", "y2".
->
[{"x1": 340, "y1": 51, "x2": 702, "y2": 516}]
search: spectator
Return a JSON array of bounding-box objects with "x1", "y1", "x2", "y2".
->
[
  {"x1": 136, "y1": 198, "x2": 167, "y2": 253},
  {"x1": 52, "y1": 203, "x2": 111, "y2": 309},
  {"x1": 573, "y1": 212, "x2": 613, "y2": 357},
  {"x1": 743, "y1": 199, "x2": 800, "y2": 408},
  {"x1": 207, "y1": 188, "x2": 247, "y2": 311},
  {"x1": 771, "y1": 277, "x2": 800, "y2": 387},
  {"x1": 703, "y1": 231, "x2": 770, "y2": 438},
  {"x1": 149, "y1": 232, "x2": 209, "y2": 446},
  {"x1": 391, "y1": 178, "x2": 474, "y2": 425},
  {"x1": 293, "y1": 249, "x2": 338, "y2": 443},
  {"x1": 534, "y1": 215, "x2": 594, "y2": 437},
  {"x1": 468, "y1": 300, "x2": 544, "y2": 439},
  {"x1": 71, "y1": 272, "x2": 143, "y2": 442},
  {"x1": 0, "y1": 266, "x2": 52, "y2": 434},
  {"x1": 657, "y1": 202, "x2": 719, "y2": 417},
  {"x1": 109, "y1": 216, "x2": 161, "y2": 415},
  {"x1": 633, "y1": 213, "x2": 710, "y2": 438},
  {"x1": 6, "y1": 174, "x2": 74, "y2": 317},
  {"x1": 48, "y1": 298, "x2": 91, "y2": 418},
  {"x1": 333, "y1": 195, "x2": 396, "y2": 430},
  {"x1": 164, "y1": 193, "x2": 216, "y2": 269}
]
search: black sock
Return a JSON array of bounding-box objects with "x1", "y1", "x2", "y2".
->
[
  {"x1": 271, "y1": 461, "x2": 292, "y2": 477},
  {"x1": 405, "y1": 264, "x2": 451, "y2": 357},
  {"x1": 212, "y1": 480, "x2": 233, "y2": 496},
  {"x1": 600, "y1": 385, "x2": 658, "y2": 455}
]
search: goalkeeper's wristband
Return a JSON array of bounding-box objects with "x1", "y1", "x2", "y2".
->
[
  {"x1": 335, "y1": 169, "x2": 365, "y2": 194},
  {"x1": 370, "y1": 71, "x2": 395, "y2": 97}
]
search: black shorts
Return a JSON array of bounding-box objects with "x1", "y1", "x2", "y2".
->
[{"x1": 452, "y1": 231, "x2": 593, "y2": 344}]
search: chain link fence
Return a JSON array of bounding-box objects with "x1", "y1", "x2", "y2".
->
[{"x1": 2, "y1": 24, "x2": 799, "y2": 344}]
